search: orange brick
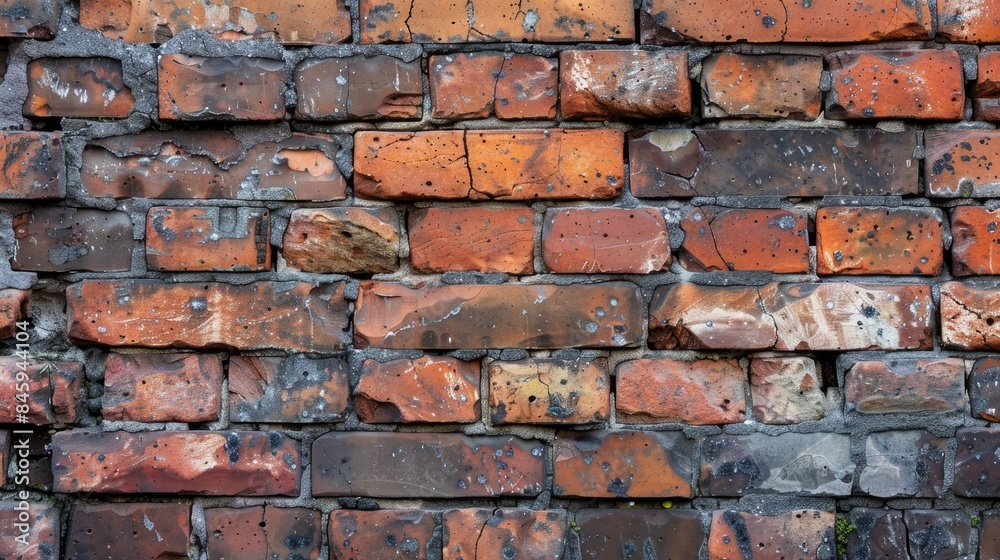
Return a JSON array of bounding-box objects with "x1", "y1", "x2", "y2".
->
[
  {"x1": 816, "y1": 206, "x2": 944, "y2": 275},
  {"x1": 560, "y1": 50, "x2": 690, "y2": 120},
  {"x1": 356, "y1": 356, "x2": 480, "y2": 423},
  {"x1": 701, "y1": 54, "x2": 822, "y2": 120},
  {"x1": 24, "y1": 58, "x2": 134, "y2": 118},
  {"x1": 158, "y1": 54, "x2": 285, "y2": 121},
  {"x1": 0, "y1": 131, "x2": 64, "y2": 199},
  {"x1": 925, "y1": 130, "x2": 1000, "y2": 197},
  {"x1": 826, "y1": 50, "x2": 965, "y2": 121},
  {"x1": 616, "y1": 358, "x2": 746, "y2": 425},
  {"x1": 975, "y1": 52, "x2": 1000, "y2": 97},
  {"x1": 102, "y1": 353, "x2": 223, "y2": 422},
  {"x1": 146, "y1": 207, "x2": 271, "y2": 272},
  {"x1": 430, "y1": 53, "x2": 557, "y2": 120},
  {"x1": 0, "y1": 289, "x2": 28, "y2": 339},
  {"x1": 938, "y1": 0, "x2": 1000, "y2": 42},
  {"x1": 542, "y1": 207, "x2": 670, "y2": 274},
  {"x1": 496, "y1": 54, "x2": 558, "y2": 120},
  {"x1": 941, "y1": 282, "x2": 1000, "y2": 350},
  {"x1": 282, "y1": 208, "x2": 399, "y2": 274},
  {"x1": 354, "y1": 130, "x2": 470, "y2": 199},
  {"x1": 951, "y1": 206, "x2": 1000, "y2": 276},
  {"x1": 488, "y1": 357, "x2": 610, "y2": 425},
  {"x1": 678, "y1": 207, "x2": 808, "y2": 273},
  {"x1": 408, "y1": 207, "x2": 534, "y2": 274},
  {"x1": 0, "y1": 0, "x2": 56, "y2": 38}
]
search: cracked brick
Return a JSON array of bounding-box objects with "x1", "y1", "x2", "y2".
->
[
  {"x1": 678, "y1": 207, "x2": 808, "y2": 273},
  {"x1": 229, "y1": 355, "x2": 349, "y2": 423},
  {"x1": 282, "y1": 207, "x2": 399, "y2": 274},
  {"x1": 616, "y1": 357, "x2": 746, "y2": 425},
  {"x1": 488, "y1": 357, "x2": 609, "y2": 425},
  {"x1": 701, "y1": 53, "x2": 822, "y2": 120},
  {"x1": 356, "y1": 356, "x2": 480, "y2": 423},
  {"x1": 442, "y1": 508, "x2": 566, "y2": 560},
  {"x1": 408, "y1": 207, "x2": 534, "y2": 274},
  {"x1": 941, "y1": 282, "x2": 1000, "y2": 350},
  {"x1": 102, "y1": 352, "x2": 223, "y2": 423},
  {"x1": 542, "y1": 207, "x2": 671, "y2": 274}
]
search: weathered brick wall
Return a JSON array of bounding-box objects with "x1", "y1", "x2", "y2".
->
[{"x1": 0, "y1": 0, "x2": 999, "y2": 558}]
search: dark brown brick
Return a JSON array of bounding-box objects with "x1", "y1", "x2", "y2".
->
[
  {"x1": 158, "y1": 54, "x2": 285, "y2": 121},
  {"x1": 976, "y1": 98, "x2": 1000, "y2": 121},
  {"x1": 559, "y1": 50, "x2": 690, "y2": 120},
  {"x1": 971, "y1": 357, "x2": 1000, "y2": 421},
  {"x1": 356, "y1": 356, "x2": 480, "y2": 423},
  {"x1": 702, "y1": 54, "x2": 822, "y2": 120},
  {"x1": 847, "y1": 508, "x2": 908, "y2": 560},
  {"x1": 488, "y1": 357, "x2": 609, "y2": 425},
  {"x1": 816, "y1": 206, "x2": 944, "y2": 275},
  {"x1": 954, "y1": 428, "x2": 1000, "y2": 497},
  {"x1": 650, "y1": 282, "x2": 934, "y2": 351},
  {"x1": 0, "y1": 357, "x2": 82, "y2": 425},
  {"x1": 282, "y1": 207, "x2": 399, "y2": 274},
  {"x1": 937, "y1": 0, "x2": 1000, "y2": 42},
  {"x1": 0, "y1": 501, "x2": 58, "y2": 559},
  {"x1": 941, "y1": 282, "x2": 1000, "y2": 350},
  {"x1": 553, "y1": 430, "x2": 693, "y2": 498},
  {"x1": 708, "y1": 510, "x2": 836, "y2": 560},
  {"x1": 826, "y1": 50, "x2": 965, "y2": 121},
  {"x1": 408, "y1": 207, "x2": 534, "y2": 274},
  {"x1": 0, "y1": 289, "x2": 29, "y2": 339},
  {"x1": 24, "y1": 57, "x2": 134, "y2": 118},
  {"x1": 82, "y1": 131, "x2": 346, "y2": 200},
  {"x1": 952, "y1": 206, "x2": 1000, "y2": 276},
  {"x1": 0, "y1": 432, "x2": 7, "y2": 486},
  {"x1": 67, "y1": 280, "x2": 350, "y2": 352},
  {"x1": 542, "y1": 207, "x2": 671, "y2": 274},
  {"x1": 80, "y1": 0, "x2": 351, "y2": 44},
  {"x1": 616, "y1": 358, "x2": 746, "y2": 425},
  {"x1": 980, "y1": 510, "x2": 1000, "y2": 560},
  {"x1": 228, "y1": 355, "x2": 349, "y2": 423},
  {"x1": 355, "y1": 281, "x2": 642, "y2": 349},
  {"x1": 442, "y1": 509, "x2": 566, "y2": 560},
  {"x1": 205, "y1": 506, "x2": 321, "y2": 560},
  {"x1": 65, "y1": 503, "x2": 188, "y2": 560},
  {"x1": 576, "y1": 509, "x2": 705, "y2": 560},
  {"x1": 295, "y1": 55, "x2": 421, "y2": 120},
  {"x1": 860, "y1": 431, "x2": 946, "y2": 498},
  {"x1": 749, "y1": 357, "x2": 827, "y2": 424},
  {"x1": 359, "y1": 0, "x2": 633, "y2": 43},
  {"x1": 329, "y1": 510, "x2": 436, "y2": 559},
  {"x1": 678, "y1": 207, "x2": 808, "y2": 273},
  {"x1": 12, "y1": 208, "x2": 135, "y2": 272},
  {"x1": 641, "y1": 0, "x2": 930, "y2": 43},
  {"x1": 312, "y1": 432, "x2": 545, "y2": 498},
  {"x1": 904, "y1": 510, "x2": 972, "y2": 560},
  {"x1": 102, "y1": 352, "x2": 223, "y2": 423},
  {"x1": 0, "y1": 131, "x2": 64, "y2": 199},
  {"x1": 0, "y1": 0, "x2": 57, "y2": 38},
  {"x1": 52, "y1": 430, "x2": 301, "y2": 495},
  {"x1": 926, "y1": 130, "x2": 1000, "y2": 197},
  {"x1": 146, "y1": 207, "x2": 271, "y2": 272},
  {"x1": 630, "y1": 129, "x2": 918, "y2": 198},
  {"x1": 844, "y1": 358, "x2": 966, "y2": 414}
]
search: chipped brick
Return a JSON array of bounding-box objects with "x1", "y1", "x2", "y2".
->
[
  {"x1": 0, "y1": 289, "x2": 29, "y2": 339},
  {"x1": 356, "y1": 356, "x2": 480, "y2": 423},
  {"x1": 941, "y1": 282, "x2": 1000, "y2": 350},
  {"x1": 702, "y1": 53, "x2": 822, "y2": 120},
  {"x1": 678, "y1": 207, "x2": 808, "y2": 273},
  {"x1": 616, "y1": 358, "x2": 746, "y2": 425},
  {"x1": 408, "y1": 207, "x2": 534, "y2": 274},
  {"x1": 228, "y1": 355, "x2": 349, "y2": 423},
  {"x1": 24, "y1": 57, "x2": 134, "y2": 118},
  {"x1": 971, "y1": 357, "x2": 1000, "y2": 421},
  {"x1": 0, "y1": 0, "x2": 56, "y2": 38},
  {"x1": 102, "y1": 352, "x2": 223, "y2": 423},
  {"x1": 65, "y1": 503, "x2": 188, "y2": 559},
  {"x1": 12, "y1": 208, "x2": 135, "y2": 272},
  {"x1": 0, "y1": 357, "x2": 81, "y2": 425},
  {"x1": 0, "y1": 502, "x2": 58, "y2": 560},
  {"x1": 205, "y1": 506, "x2": 322, "y2": 560},
  {"x1": 542, "y1": 207, "x2": 671, "y2": 274},
  {"x1": 282, "y1": 207, "x2": 399, "y2": 274},
  {"x1": 158, "y1": 54, "x2": 285, "y2": 121},
  {"x1": 0, "y1": 131, "x2": 64, "y2": 199},
  {"x1": 295, "y1": 55, "x2": 421, "y2": 120},
  {"x1": 749, "y1": 357, "x2": 827, "y2": 424},
  {"x1": 952, "y1": 206, "x2": 1000, "y2": 276},
  {"x1": 146, "y1": 207, "x2": 271, "y2": 272},
  {"x1": 844, "y1": 358, "x2": 966, "y2": 414},
  {"x1": 560, "y1": 50, "x2": 690, "y2": 120},
  {"x1": 860, "y1": 431, "x2": 946, "y2": 498},
  {"x1": 925, "y1": 130, "x2": 1000, "y2": 197},
  {"x1": 430, "y1": 52, "x2": 505, "y2": 119},
  {"x1": 488, "y1": 357, "x2": 609, "y2": 425},
  {"x1": 443, "y1": 509, "x2": 566, "y2": 560}
]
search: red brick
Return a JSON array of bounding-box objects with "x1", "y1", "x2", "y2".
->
[
  {"x1": 0, "y1": 289, "x2": 28, "y2": 339},
  {"x1": 67, "y1": 280, "x2": 350, "y2": 352},
  {"x1": 630, "y1": 129, "x2": 918, "y2": 198},
  {"x1": 205, "y1": 506, "x2": 321, "y2": 560},
  {"x1": 678, "y1": 207, "x2": 809, "y2": 273},
  {"x1": 430, "y1": 52, "x2": 558, "y2": 120},
  {"x1": 845, "y1": 358, "x2": 966, "y2": 414},
  {"x1": 0, "y1": 357, "x2": 82, "y2": 425},
  {"x1": 355, "y1": 282, "x2": 642, "y2": 349},
  {"x1": 229, "y1": 355, "x2": 349, "y2": 423},
  {"x1": 816, "y1": 206, "x2": 944, "y2": 275},
  {"x1": 941, "y1": 282, "x2": 1000, "y2": 350},
  {"x1": 82, "y1": 131, "x2": 346, "y2": 200},
  {"x1": 950, "y1": 206, "x2": 1000, "y2": 276},
  {"x1": 356, "y1": 129, "x2": 623, "y2": 200},
  {"x1": 329, "y1": 510, "x2": 436, "y2": 559},
  {"x1": 708, "y1": 510, "x2": 835, "y2": 560},
  {"x1": 102, "y1": 352, "x2": 223, "y2": 423},
  {"x1": 282, "y1": 207, "x2": 399, "y2": 274},
  {"x1": 294, "y1": 55, "x2": 421, "y2": 120},
  {"x1": 616, "y1": 358, "x2": 746, "y2": 425},
  {"x1": 24, "y1": 57, "x2": 134, "y2": 118},
  {"x1": 826, "y1": 50, "x2": 965, "y2": 121},
  {"x1": 641, "y1": 0, "x2": 931, "y2": 43},
  {"x1": 52, "y1": 430, "x2": 301, "y2": 495},
  {"x1": 560, "y1": 50, "x2": 690, "y2": 120},
  {"x1": 542, "y1": 207, "x2": 670, "y2": 274},
  {"x1": 975, "y1": 52, "x2": 1000, "y2": 97},
  {"x1": 488, "y1": 357, "x2": 610, "y2": 425},
  {"x1": 554, "y1": 430, "x2": 693, "y2": 498},
  {"x1": 12, "y1": 208, "x2": 135, "y2": 272},
  {"x1": 356, "y1": 356, "x2": 480, "y2": 423},
  {"x1": 65, "y1": 503, "x2": 188, "y2": 559},
  {"x1": 937, "y1": 0, "x2": 1000, "y2": 42},
  {"x1": 496, "y1": 54, "x2": 558, "y2": 120},
  {"x1": 408, "y1": 207, "x2": 534, "y2": 274},
  {"x1": 701, "y1": 54, "x2": 822, "y2": 120},
  {"x1": 0, "y1": 502, "x2": 58, "y2": 560},
  {"x1": 158, "y1": 54, "x2": 285, "y2": 121},
  {"x1": 146, "y1": 206, "x2": 271, "y2": 272},
  {"x1": 749, "y1": 357, "x2": 827, "y2": 424},
  {"x1": 80, "y1": 0, "x2": 350, "y2": 44},
  {"x1": 312, "y1": 432, "x2": 545, "y2": 498},
  {"x1": 359, "y1": 0, "x2": 633, "y2": 43},
  {"x1": 926, "y1": 130, "x2": 1000, "y2": 197},
  {"x1": 650, "y1": 282, "x2": 934, "y2": 351},
  {"x1": 442, "y1": 509, "x2": 566, "y2": 560},
  {"x1": 0, "y1": 131, "x2": 64, "y2": 199},
  {"x1": 0, "y1": 0, "x2": 56, "y2": 38}
]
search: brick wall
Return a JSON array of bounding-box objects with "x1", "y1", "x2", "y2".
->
[{"x1": 0, "y1": 0, "x2": 999, "y2": 558}]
